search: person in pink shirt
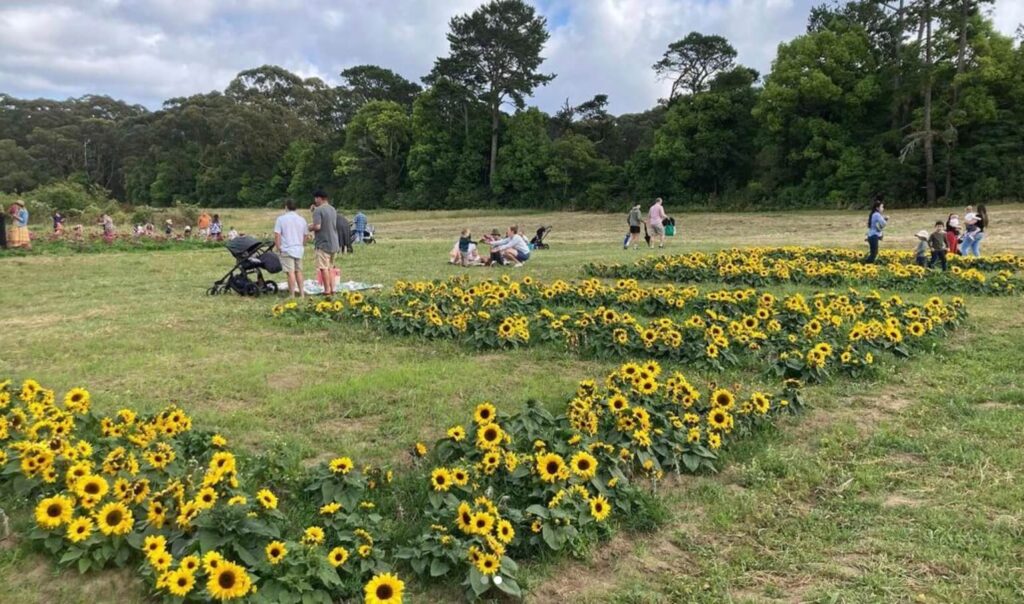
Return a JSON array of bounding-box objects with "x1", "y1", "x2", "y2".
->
[{"x1": 647, "y1": 198, "x2": 667, "y2": 248}]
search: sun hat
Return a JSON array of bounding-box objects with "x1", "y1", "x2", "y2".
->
[
  {"x1": 165, "y1": 219, "x2": 173, "y2": 224},
  {"x1": 13, "y1": 199, "x2": 25, "y2": 207},
  {"x1": 916, "y1": 230, "x2": 929, "y2": 239},
  {"x1": 490, "y1": 228, "x2": 501, "y2": 237}
]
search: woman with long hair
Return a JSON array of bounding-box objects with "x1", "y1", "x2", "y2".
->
[
  {"x1": 962, "y1": 204, "x2": 988, "y2": 257},
  {"x1": 863, "y1": 196, "x2": 887, "y2": 263}
]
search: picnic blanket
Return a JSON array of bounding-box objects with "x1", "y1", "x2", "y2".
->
[{"x1": 280, "y1": 279, "x2": 384, "y2": 296}]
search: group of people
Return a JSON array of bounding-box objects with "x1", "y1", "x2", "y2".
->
[
  {"x1": 864, "y1": 197, "x2": 990, "y2": 269},
  {"x1": 449, "y1": 225, "x2": 532, "y2": 267},
  {"x1": 272, "y1": 191, "x2": 370, "y2": 297},
  {"x1": 3, "y1": 200, "x2": 30, "y2": 249},
  {"x1": 626, "y1": 198, "x2": 673, "y2": 249}
]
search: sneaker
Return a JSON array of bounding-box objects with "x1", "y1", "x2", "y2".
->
[{"x1": 513, "y1": 262, "x2": 523, "y2": 268}]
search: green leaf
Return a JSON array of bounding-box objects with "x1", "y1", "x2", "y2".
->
[
  {"x1": 495, "y1": 576, "x2": 523, "y2": 597},
  {"x1": 430, "y1": 558, "x2": 451, "y2": 577}
]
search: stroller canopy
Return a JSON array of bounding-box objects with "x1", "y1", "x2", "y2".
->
[{"x1": 226, "y1": 235, "x2": 262, "y2": 258}]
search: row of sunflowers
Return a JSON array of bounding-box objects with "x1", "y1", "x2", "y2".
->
[
  {"x1": 2, "y1": 362, "x2": 804, "y2": 602},
  {"x1": 272, "y1": 277, "x2": 967, "y2": 384},
  {"x1": 582, "y1": 247, "x2": 1021, "y2": 295}
]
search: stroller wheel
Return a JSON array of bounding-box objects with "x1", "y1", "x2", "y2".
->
[
  {"x1": 207, "y1": 286, "x2": 220, "y2": 296},
  {"x1": 263, "y1": 281, "x2": 279, "y2": 295},
  {"x1": 245, "y1": 283, "x2": 261, "y2": 297}
]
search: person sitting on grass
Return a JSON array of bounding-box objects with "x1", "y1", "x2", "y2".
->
[
  {"x1": 927, "y1": 221, "x2": 948, "y2": 271},
  {"x1": 490, "y1": 225, "x2": 531, "y2": 267}
]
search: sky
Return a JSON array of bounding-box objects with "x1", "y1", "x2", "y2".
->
[{"x1": 1, "y1": 0, "x2": 1021, "y2": 115}]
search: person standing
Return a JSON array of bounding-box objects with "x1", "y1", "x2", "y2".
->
[
  {"x1": 625, "y1": 204, "x2": 643, "y2": 250},
  {"x1": 309, "y1": 190, "x2": 340, "y2": 296},
  {"x1": 863, "y1": 196, "x2": 887, "y2": 264},
  {"x1": 197, "y1": 211, "x2": 212, "y2": 238},
  {"x1": 274, "y1": 198, "x2": 308, "y2": 298},
  {"x1": 927, "y1": 221, "x2": 948, "y2": 271},
  {"x1": 353, "y1": 211, "x2": 367, "y2": 243},
  {"x1": 100, "y1": 213, "x2": 115, "y2": 244},
  {"x1": 647, "y1": 198, "x2": 667, "y2": 248},
  {"x1": 960, "y1": 204, "x2": 988, "y2": 257},
  {"x1": 9, "y1": 201, "x2": 31, "y2": 249},
  {"x1": 209, "y1": 215, "x2": 222, "y2": 241}
]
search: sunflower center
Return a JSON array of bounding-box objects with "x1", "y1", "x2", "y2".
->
[
  {"x1": 85, "y1": 483, "x2": 99, "y2": 495},
  {"x1": 46, "y1": 504, "x2": 62, "y2": 517},
  {"x1": 177, "y1": 577, "x2": 188, "y2": 587},
  {"x1": 106, "y1": 510, "x2": 122, "y2": 525},
  {"x1": 218, "y1": 570, "x2": 236, "y2": 589},
  {"x1": 578, "y1": 460, "x2": 590, "y2": 470},
  {"x1": 376, "y1": 585, "x2": 393, "y2": 599},
  {"x1": 546, "y1": 462, "x2": 559, "y2": 474},
  {"x1": 485, "y1": 429, "x2": 497, "y2": 441}
]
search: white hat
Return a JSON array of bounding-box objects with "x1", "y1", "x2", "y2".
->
[{"x1": 916, "y1": 230, "x2": 929, "y2": 239}]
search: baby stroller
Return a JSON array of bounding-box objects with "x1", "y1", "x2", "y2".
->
[
  {"x1": 361, "y1": 224, "x2": 376, "y2": 244},
  {"x1": 530, "y1": 226, "x2": 551, "y2": 250},
  {"x1": 207, "y1": 236, "x2": 282, "y2": 297}
]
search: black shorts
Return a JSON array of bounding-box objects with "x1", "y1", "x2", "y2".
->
[{"x1": 629, "y1": 225, "x2": 641, "y2": 234}]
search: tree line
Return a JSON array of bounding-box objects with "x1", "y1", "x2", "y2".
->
[{"x1": 1, "y1": 0, "x2": 1022, "y2": 212}]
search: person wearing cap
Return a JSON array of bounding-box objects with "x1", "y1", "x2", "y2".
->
[
  {"x1": 8, "y1": 200, "x2": 31, "y2": 249},
  {"x1": 913, "y1": 229, "x2": 929, "y2": 267}
]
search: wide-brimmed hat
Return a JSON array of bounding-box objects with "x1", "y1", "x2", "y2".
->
[
  {"x1": 165, "y1": 219, "x2": 173, "y2": 224},
  {"x1": 915, "y1": 230, "x2": 929, "y2": 239},
  {"x1": 13, "y1": 199, "x2": 25, "y2": 207},
  {"x1": 490, "y1": 228, "x2": 501, "y2": 237}
]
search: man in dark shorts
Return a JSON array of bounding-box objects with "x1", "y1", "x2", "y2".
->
[{"x1": 625, "y1": 204, "x2": 643, "y2": 250}]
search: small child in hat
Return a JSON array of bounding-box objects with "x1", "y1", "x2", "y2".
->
[{"x1": 913, "y1": 230, "x2": 929, "y2": 267}]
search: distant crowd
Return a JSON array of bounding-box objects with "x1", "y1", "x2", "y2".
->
[{"x1": 863, "y1": 197, "x2": 990, "y2": 269}]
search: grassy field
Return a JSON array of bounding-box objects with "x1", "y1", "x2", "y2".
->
[{"x1": 2, "y1": 204, "x2": 1023, "y2": 603}]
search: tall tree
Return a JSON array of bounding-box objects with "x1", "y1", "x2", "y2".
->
[
  {"x1": 653, "y1": 32, "x2": 738, "y2": 101},
  {"x1": 429, "y1": 0, "x2": 554, "y2": 188}
]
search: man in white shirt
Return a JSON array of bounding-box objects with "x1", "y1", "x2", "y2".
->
[
  {"x1": 274, "y1": 199, "x2": 309, "y2": 297},
  {"x1": 491, "y1": 225, "x2": 531, "y2": 267}
]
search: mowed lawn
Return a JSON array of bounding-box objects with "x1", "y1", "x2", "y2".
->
[{"x1": 1, "y1": 205, "x2": 1023, "y2": 603}]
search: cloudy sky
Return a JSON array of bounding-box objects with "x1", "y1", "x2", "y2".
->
[{"x1": 1, "y1": 0, "x2": 1021, "y2": 115}]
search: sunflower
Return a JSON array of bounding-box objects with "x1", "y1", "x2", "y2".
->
[
  {"x1": 148, "y1": 549, "x2": 173, "y2": 572},
  {"x1": 590, "y1": 495, "x2": 611, "y2": 521},
  {"x1": 708, "y1": 431, "x2": 723, "y2": 449},
  {"x1": 475, "y1": 422, "x2": 505, "y2": 450},
  {"x1": 707, "y1": 408, "x2": 732, "y2": 431},
  {"x1": 320, "y1": 502, "x2": 342, "y2": 515},
  {"x1": 143, "y1": 534, "x2": 167, "y2": 556},
  {"x1": 265, "y1": 541, "x2": 287, "y2": 565},
  {"x1": 256, "y1": 488, "x2": 278, "y2": 510},
  {"x1": 147, "y1": 500, "x2": 167, "y2": 528},
  {"x1": 328, "y1": 546, "x2": 350, "y2": 568},
  {"x1": 637, "y1": 379, "x2": 658, "y2": 396},
  {"x1": 451, "y1": 468, "x2": 469, "y2": 486},
  {"x1": 329, "y1": 457, "x2": 354, "y2": 475},
  {"x1": 358, "y1": 544, "x2": 373, "y2": 558},
  {"x1": 607, "y1": 394, "x2": 629, "y2": 413},
  {"x1": 469, "y1": 511, "x2": 495, "y2": 535},
  {"x1": 496, "y1": 519, "x2": 515, "y2": 544},
  {"x1": 642, "y1": 360, "x2": 662, "y2": 378},
  {"x1": 207, "y1": 560, "x2": 252, "y2": 600},
  {"x1": 302, "y1": 526, "x2": 325, "y2": 545},
  {"x1": 473, "y1": 402, "x2": 496, "y2": 424},
  {"x1": 430, "y1": 468, "x2": 453, "y2": 492},
  {"x1": 165, "y1": 569, "x2": 195, "y2": 597},
  {"x1": 195, "y1": 487, "x2": 217, "y2": 509},
  {"x1": 569, "y1": 451, "x2": 598, "y2": 480},
  {"x1": 202, "y1": 551, "x2": 224, "y2": 573},
  {"x1": 95, "y1": 501, "x2": 133, "y2": 536},
  {"x1": 364, "y1": 572, "x2": 405, "y2": 604},
  {"x1": 456, "y1": 502, "x2": 473, "y2": 533},
  {"x1": 475, "y1": 551, "x2": 501, "y2": 576},
  {"x1": 74, "y1": 474, "x2": 109, "y2": 501},
  {"x1": 66, "y1": 516, "x2": 93, "y2": 543},
  {"x1": 180, "y1": 555, "x2": 200, "y2": 573},
  {"x1": 711, "y1": 388, "x2": 735, "y2": 410},
  {"x1": 35, "y1": 494, "x2": 74, "y2": 529},
  {"x1": 446, "y1": 425, "x2": 467, "y2": 441},
  {"x1": 535, "y1": 452, "x2": 567, "y2": 483},
  {"x1": 63, "y1": 387, "x2": 91, "y2": 414}
]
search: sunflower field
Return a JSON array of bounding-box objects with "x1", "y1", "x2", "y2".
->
[
  {"x1": 583, "y1": 247, "x2": 1022, "y2": 295},
  {"x1": 1, "y1": 359, "x2": 803, "y2": 602},
  {"x1": 273, "y1": 276, "x2": 968, "y2": 383}
]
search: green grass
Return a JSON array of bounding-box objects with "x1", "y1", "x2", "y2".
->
[{"x1": 2, "y1": 206, "x2": 1023, "y2": 603}]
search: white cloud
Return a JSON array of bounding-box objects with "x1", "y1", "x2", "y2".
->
[{"x1": 0, "y1": 0, "x2": 1020, "y2": 114}]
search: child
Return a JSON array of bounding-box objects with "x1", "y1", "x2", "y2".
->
[
  {"x1": 914, "y1": 230, "x2": 929, "y2": 267},
  {"x1": 927, "y1": 221, "x2": 948, "y2": 271},
  {"x1": 209, "y1": 215, "x2": 223, "y2": 241},
  {"x1": 944, "y1": 214, "x2": 960, "y2": 255},
  {"x1": 456, "y1": 228, "x2": 472, "y2": 266}
]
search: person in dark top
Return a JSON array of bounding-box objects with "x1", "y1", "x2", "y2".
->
[
  {"x1": 336, "y1": 211, "x2": 354, "y2": 254},
  {"x1": 52, "y1": 211, "x2": 65, "y2": 234},
  {"x1": 0, "y1": 209, "x2": 7, "y2": 249},
  {"x1": 456, "y1": 228, "x2": 472, "y2": 266},
  {"x1": 927, "y1": 221, "x2": 948, "y2": 271}
]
